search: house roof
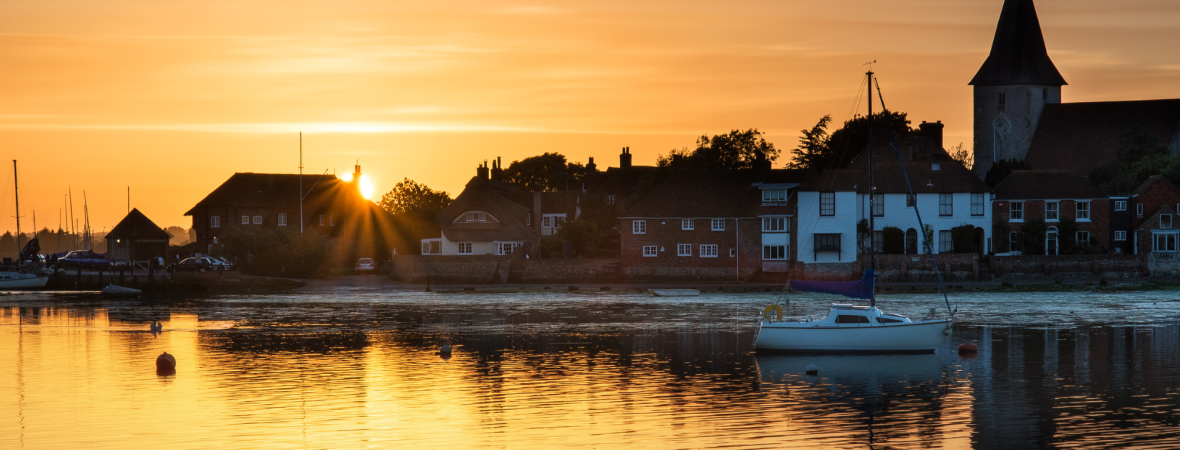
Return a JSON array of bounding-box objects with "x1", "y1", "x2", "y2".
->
[
  {"x1": 799, "y1": 160, "x2": 988, "y2": 195},
  {"x1": 184, "y1": 173, "x2": 343, "y2": 215},
  {"x1": 1025, "y1": 99, "x2": 1180, "y2": 176},
  {"x1": 1136, "y1": 204, "x2": 1177, "y2": 232},
  {"x1": 437, "y1": 176, "x2": 536, "y2": 242},
  {"x1": 107, "y1": 208, "x2": 170, "y2": 240},
  {"x1": 585, "y1": 165, "x2": 660, "y2": 195},
  {"x1": 969, "y1": 0, "x2": 1066, "y2": 86},
  {"x1": 992, "y1": 170, "x2": 1105, "y2": 200},
  {"x1": 621, "y1": 169, "x2": 807, "y2": 218},
  {"x1": 1131, "y1": 175, "x2": 1180, "y2": 197}
]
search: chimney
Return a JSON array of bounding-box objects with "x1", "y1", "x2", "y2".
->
[
  {"x1": 586, "y1": 156, "x2": 597, "y2": 172},
  {"x1": 490, "y1": 156, "x2": 503, "y2": 181},
  {"x1": 620, "y1": 146, "x2": 632, "y2": 169},
  {"x1": 477, "y1": 160, "x2": 489, "y2": 180},
  {"x1": 919, "y1": 120, "x2": 945, "y2": 154},
  {"x1": 754, "y1": 148, "x2": 771, "y2": 176}
]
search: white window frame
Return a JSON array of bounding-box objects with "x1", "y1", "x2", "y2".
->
[
  {"x1": 729, "y1": 248, "x2": 736, "y2": 257},
  {"x1": 971, "y1": 193, "x2": 985, "y2": 216},
  {"x1": 277, "y1": 213, "x2": 287, "y2": 226},
  {"x1": 632, "y1": 220, "x2": 646, "y2": 234},
  {"x1": 1045, "y1": 201, "x2": 1060, "y2": 222},
  {"x1": 1010, "y1": 201, "x2": 1024, "y2": 222},
  {"x1": 210, "y1": 216, "x2": 221, "y2": 228},
  {"x1": 711, "y1": 219, "x2": 725, "y2": 231},
  {"x1": 457, "y1": 242, "x2": 473, "y2": 255},
  {"x1": 1076, "y1": 231, "x2": 1090, "y2": 245},
  {"x1": 762, "y1": 217, "x2": 788, "y2": 232},
  {"x1": 939, "y1": 194, "x2": 953, "y2": 217},
  {"x1": 1153, "y1": 232, "x2": 1178, "y2": 253},
  {"x1": 682, "y1": 219, "x2": 694, "y2": 230},
  {"x1": 820, "y1": 192, "x2": 835, "y2": 216},
  {"x1": 939, "y1": 230, "x2": 953, "y2": 253},
  {"x1": 700, "y1": 244, "x2": 718, "y2": 258},
  {"x1": 762, "y1": 231, "x2": 789, "y2": 261},
  {"x1": 762, "y1": 189, "x2": 786, "y2": 203},
  {"x1": 421, "y1": 239, "x2": 441, "y2": 255},
  {"x1": 465, "y1": 211, "x2": 487, "y2": 222},
  {"x1": 1115, "y1": 200, "x2": 1127, "y2": 211},
  {"x1": 1163, "y1": 214, "x2": 1173, "y2": 229},
  {"x1": 871, "y1": 193, "x2": 884, "y2": 218},
  {"x1": 642, "y1": 245, "x2": 658, "y2": 257},
  {"x1": 494, "y1": 242, "x2": 518, "y2": 255},
  {"x1": 541, "y1": 216, "x2": 553, "y2": 228},
  {"x1": 1137, "y1": 203, "x2": 1144, "y2": 217},
  {"x1": 253, "y1": 215, "x2": 263, "y2": 225},
  {"x1": 319, "y1": 215, "x2": 325, "y2": 226},
  {"x1": 677, "y1": 243, "x2": 691, "y2": 256},
  {"x1": 605, "y1": 195, "x2": 616, "y2": 205},
  {"x1": 1076, "y1": 201, "x2": 1090, "y2": 221},
  {"x1": 1114, "y1": 230, "x2": 1127, "y2": 241},
  {"x1": 241, "y1": 215, "x2": 250, "y2": 225}
]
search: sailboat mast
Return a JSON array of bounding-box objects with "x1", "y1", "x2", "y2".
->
[
  {"x1": 866, "y1": 69, "x2": 876, "y2": 307},
  {"x1": 13, "y1": 160, "x2": 21, "y2": 259}
]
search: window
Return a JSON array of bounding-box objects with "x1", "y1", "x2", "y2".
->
[
  {"x1": 526, "y1": 213, "x2": 531, "y2": 226},
  {"x1": 815, "y1": 234, "x2": 841, "y2": 252},
  {"x1": 457, "y1": 243, "x2": 473, "y2": 254},
  {"x1": 1076, "y1": 231, "x2": 1090, "y2": 246},
  {"x1": 763, "y1": 244, "x2": 787, "y2": 260},
  {"x1": 971, "y1": 193, "x2": 985, "y2": 216},
  {"x1": 253, "y1": 215, "x2": 262, "y2": 225},
  {"x1": 1115, "y1": 200, "x2": 1127, "y2": 211},
  {"x1": 1009, "y1": 231, "x2": 1020, "y2": 252},
  {"x1": 729, "y1": 248, "x2": 737, "y2": 257},
  {"x1": 711, "y1": 219, "x2": 725, "y2": 231},
  {"x1": 1076, "y1": 201, "x2": 1090, "y2": 221},
  {"x1": 872, "y1": 193, "x2": 884, "y2": 217},
  {"x1": 642, "y1": 245, "x2": 658, "y2": 257},
  {"x1": 700, "y1": 244, "x2": 719, "y2": 258},
  {"x1": 465, "y1": 211, "x2": 487, "y2": 222},
  {"x1": 939, "y1": 230, "x2": 953, "y2": 253},
  {"x1": 820, "y1": 192, "x2": 835, "y2": 216},
  {"x1": 1153, "y1": 233, "x2": 1178, "y2": 252},
  {"x1": 329, "y1": 214, "x2": 334, "y2": 226},
  {"x1": 677, "y1": 244, "x2": 692, "y2": 256},
  {"x1": 1115, "y1": 230, "x2": 1127, "y2": 241},
  {"x1": 931, "y1": 162, "x2": 941, "y2": 171},
  {"x1": 682, "y1": 219, "x2": 694, "y2": 230},
  {"x1": 242, "y1": 215, "x2": 250, "y2": 225},
  {"x1": 422, "y1": 240, "x2": 441, "y2": 254},
  {"x1": 762, "y1": 189, "x2": 786, "y2": 203},
  {"x1": 605, "y1": 195, "x2": 616, "y2": 205},
  {"x1": 1045, "y1": 201, "x2": 1059, "y2": 221},
  {"x1": 210, "y1": 216, "x2": 221, "y2": 228},
  {"x1": 939, "y1": 194, "x2": 953, "y2": 217},
  {"x1": 998, "y1": 92, "x2": 1006, "y2": 112},
  {"x1": 1047, "y1": 227, "x2": 1059, "y2": 255},
  {"x1": 277, "y1": 213, "x2": 287, "y2": 226},
  {"x1": 319, "y1": 215, "x2": 325, "y2": 226},
  {"x1": 632, "y1": 220, "x2": 646, "y2": 234},
  {"x1": 541, "y1": 214, "x2": 565, "y2": 229},
  {"x1": 542, "y1": 216, "x2": 553, "y2": 228},
  {"x1": 494, "y1": 242, "x2": 518, "y2": 255},
  {"x1": 836, "y1": 315, "x2": 871, "y2": 324},
  {"x1": 905, "y1": 228, "x2": 918, "y2": 254},
  {"x1": 762, "y1": 232, "x2": 788, "y2": 260},
  {"x1": 906, "y1": 194, "x2": 915, "y2": 207},
  {"x1": 1010, "y1": 201, "x2": 1024, "y2": 221},
  {"x1": 762, "y1": 217, "x2": 787, "y2": 232},
  {"x1": 1137, "y1": 203, "x2": 1144, "y2": 217},
  {"x1": 1163, "y1": 214, "x2": 1173, "y2": 229}
]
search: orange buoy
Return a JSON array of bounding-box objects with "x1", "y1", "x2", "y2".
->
[
  {"x1": 958, "y1": 342, "x2": 979, "y2": 354},
  {"x1": 156, "y1": 352, "x2": 176, "y2": 375}
]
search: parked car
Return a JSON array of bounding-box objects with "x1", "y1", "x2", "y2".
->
[
  {"x1": 57, "y1": 250, "x2": 111, "y2": 270},
  {"x1": 355, "y1": 258, "x2": 376, "y2": 274},
  {"x1": 168, "y1": 257, "x2": 218, "y2": 273},
  {"x1": 209, "y1": 256, "x2": 234, "y2": 270}
]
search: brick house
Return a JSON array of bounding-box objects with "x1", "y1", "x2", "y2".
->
[
  {"x1": 618, "y1": 168, "x2": 804, "y2": 279},
  {"x1": 992, "y1": 170, "x2": 1109, "y2": 254},
  {"x1": 1126, "y1": 176, "x2": 1180, "y2": 255},
  {"x1": 1134, "y1": 204, "x2": 1180, "y2": 260},
  {"x1": 583, "y1": 147, "x2": 660, "y2": 209}
]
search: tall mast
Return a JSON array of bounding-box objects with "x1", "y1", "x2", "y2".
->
[
  {"x1": 299, "y1": 132, "x2": 304, "y2": 234},
  {"x1": 13, "y1": 160, "x2": 21, "y2": 259},
  {"x1": 866, "y1": 69, "x2": 876, "y2": 307}
]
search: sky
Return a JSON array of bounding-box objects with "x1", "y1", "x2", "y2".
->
[{"x1": 1, "y1": 0, "x2": 1178, "y2": 232}]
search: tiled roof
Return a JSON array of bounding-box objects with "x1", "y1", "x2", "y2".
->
[
  {"x1": 1131, "y1": 175, "x2": 1180, "y2": 197},
  {"x1": 1025, "y1": 99, "x2": 1180, "y2": 176},
  {"x1": 969, "y1": 0, "x2": 1066, "y2": 86},
  {"x1": 992, "y1": 170, "x2": 1105, "y2": 200},
  {"x1": 438, "y1": 177, "x2": 536, "y2": 242},
  {"x1": 800, "y1": 160, "x2": 988, "y2": 194},
  {"x1": 107, "y1": 208, "x2": 170, "y2": 239},
  {"x1": 184, "y1": 173, "x2": 343, "y2": 215},
  {"x1": 620, "y1": 169, "x2": 806, "y2": 218}
]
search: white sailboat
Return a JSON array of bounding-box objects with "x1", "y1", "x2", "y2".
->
[{"x1": 753, "y1": 69, "x2": 953, "y2": 353}]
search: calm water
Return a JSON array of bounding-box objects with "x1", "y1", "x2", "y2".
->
[{"x1": 3, "y1": 287, "x2": 1180, "y2": 449}]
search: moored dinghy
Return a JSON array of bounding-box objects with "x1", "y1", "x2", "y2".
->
[
  {"x1": 647, "y1": 289, "x2": 700, "y2": 297},
  {"x1": 101, "y1": 284, "x2": 142, "y2": 298}
]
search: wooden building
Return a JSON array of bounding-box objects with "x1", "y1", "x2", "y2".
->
[{"x1": 106, "y1": 208, "x2": 171, "y2": 262}]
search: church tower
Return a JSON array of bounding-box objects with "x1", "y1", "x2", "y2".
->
[{"x1": 971, "y1": 0, "x2": 1066, "y2": 177}]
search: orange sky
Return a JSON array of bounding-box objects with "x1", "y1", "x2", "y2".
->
[{"x1": 2, "y1": 0, "x2": 1178, "y2": 232}]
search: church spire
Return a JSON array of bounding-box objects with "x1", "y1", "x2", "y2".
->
[{"x1": 970, "y1": 0, "x2": 1066, "y2": 86}]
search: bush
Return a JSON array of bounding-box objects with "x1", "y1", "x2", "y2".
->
[
  {"x1": 217, "y1": 227, "x2": 334, "y2": 277},
  {"x1": 555, "y1": 219, "x2": 599, "y2": 257},
  {"x1": 1017, "y1": 218, "x2": 1046, "y2": 255},
  {"x1": 882, "y1": 226, "x2": 904, "y2": 254},
  {"x1": 951, "y1": 225, "x2": 976, "y2": 253}
]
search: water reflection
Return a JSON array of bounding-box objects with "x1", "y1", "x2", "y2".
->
[{"x1": 1, "y1": 293, "x2": 1180, "y2": 449}]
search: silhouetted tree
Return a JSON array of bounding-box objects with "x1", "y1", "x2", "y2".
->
[
  {"x1": 1090, "y1": 124, "x2": 1178, "y2": 195},
  {"x1": 658, "y1": 129, "x2": 779, "y2": 169},
  {"x1": 379, "y1": 178, "x2": 452, "y2": 218},
  {"x1": 503, "y1": 153, "x2": 588, "y2": 192},
  {"x1": 788, "y1": 111, "x2": 912, "y2": 171},
  {"x1": 985, "y1": 158, "x2": 1032, "y2": 188}
]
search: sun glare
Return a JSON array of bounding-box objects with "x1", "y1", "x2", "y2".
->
[
  {"x1": 360, "y1": 174, "x2": 374, "y2": 199},
  {"x1": 341, "y1": 172, "x2": 354, "y2": 182}
]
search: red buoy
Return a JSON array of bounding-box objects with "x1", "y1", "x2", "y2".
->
[
  {"x1": 958, "y1": 342, "x2": 979, "y2": 354},
  {"x1": 156, "y1": 352, "x2": 176, "y2": 375}
]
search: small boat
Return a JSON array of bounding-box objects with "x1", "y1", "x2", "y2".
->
[
  {"x1": 0, "y1": 161, "x2": 50, "y2": 290},
  {"x1": 647, "y1": 289, "x2": 700, "y2": 297},
  {"x1": 101, "y1": 284, "x2": 142, "y2": 297},
  {"x1": 0, "y1": 270, "x2": 49, "y2": 289}
]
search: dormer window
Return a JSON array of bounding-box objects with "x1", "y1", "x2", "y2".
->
[
  {"x1": 465, "y1": 211, "x2": 487, "y2": 222},
  {"x1": 762, "y1": 189, "x2": 786, "y2": 203},
  {"x1": 1163, "y1": 214, "x2": 1173, "y2": 229}
]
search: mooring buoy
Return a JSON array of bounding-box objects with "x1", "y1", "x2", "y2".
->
[
  {"x1": 805, "y1": 364, "x2": 818, "y2": 374},
  {"x1": 958, "y1": 342, "x2": 979, "y2": 354},
  {"x1": 156, "y1": 352, "x2": 176, "y2": 375}
]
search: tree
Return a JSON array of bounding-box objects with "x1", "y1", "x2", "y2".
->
[
  {"x1": 951, "y1": 224, "x2": 976, "y2": 254},
  {"x1": 1017, "y1": 218, "x2": 1047, "y2": 255},
  {"x1": 789, "y1": 115, "x2": 832, "y2": 171},
  {"x1": 503, "y1": 153, "x2": 588, "y2": 192},
  {"x1": 882, "y1": 226, "x2": 904, "y2": 254},
  {"x1": 787, "y1": 111, "x2": 912, "y2": 172},
  {"x1": 1057, "y1": 217, "x2": 1078, "y2": 255},
  {"x1": 378, "y1": 178, "x2": 452, "y2": 218},
  {"x1": 1090, "y1": 124, "x2": 1175, "y2": 195},
  {"x1": 948, "y1": 143, "x2": 973, "y2": 170},
  {"x1": 555, "y1": 220, "x2": 599, "y2": 257},
  {"x1": 984, "y1": 158, "x2": 1032, "y2": 188},
  {"x1": 658, "y1": 129, "x2": 779, "y2": 170}
]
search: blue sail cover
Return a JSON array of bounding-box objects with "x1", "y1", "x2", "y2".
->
[{"x1": 790, "y1": 269, "x2": 875, "y2": 300}]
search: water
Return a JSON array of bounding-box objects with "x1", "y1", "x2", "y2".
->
[{"x1": 3, "y1": 288, "x2": 1180, "y2": 449}]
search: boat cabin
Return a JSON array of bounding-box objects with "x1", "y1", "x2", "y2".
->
[{"x1": 818, "y1": 304, "x2": 913, "y2": 325}]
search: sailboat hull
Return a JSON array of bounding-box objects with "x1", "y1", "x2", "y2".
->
[
  {"x1": 754, "y1": 320, "x2": 950, "y2": 353},
  {"x1": 0, "y1": 273, "x2": 49, "y2": 289}
]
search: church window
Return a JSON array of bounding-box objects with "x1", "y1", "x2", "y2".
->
[{"x1": 998, "y1": 93, "x2": 1006, "y2": 112}]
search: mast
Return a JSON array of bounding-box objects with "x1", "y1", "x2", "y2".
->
[
  {"x1": 13, "y1": 160, "x2": 21, "y2": 259},
  {"x1": 866, "y1": 69, "x2": 876, "y2": 307},
  {"x1": 299, "y1": 132, "x2": 304, "y2": 234}
]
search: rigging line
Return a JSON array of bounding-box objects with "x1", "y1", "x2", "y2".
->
[
  {"x1": 0, "y1": 166, "x2": 10, "y2": 232},
  {"x1": 799, "y1": 73, "x2": 868, "y2": 253},
  {"x1": 874, "y1": 75, "x2": 954, "y2": 317}
]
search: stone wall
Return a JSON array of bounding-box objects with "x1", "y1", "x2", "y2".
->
[
  {"x1": 391, "y1": 254, "x2": 512, "y2": 284},
  {"x1": 509, "y1": 259, "x2": 621, "y2": 283},
  {"x1": 873, "y1": 253, "x2": 979, "y2": 282},
  {"x1": 990, "y1": 254, "x2": 1145, "y2": 279}
]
